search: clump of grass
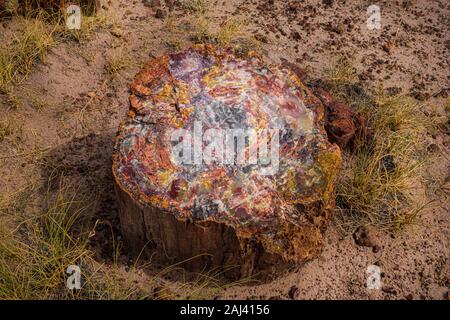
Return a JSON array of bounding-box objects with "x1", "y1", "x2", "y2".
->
[
  {"x1": 0, "y1": 175, "x2": 90, "y2": 299},
  {"x1": 0, "y1": 0, "x2": 19, "y2": 15},
  {"x1": 179, "y1": 0, "x2": 210, "y2": 14},
  {"x1": 325, "y1": 58, "x2": 435, "y2": 233},
  {"x1": 0, "y1": 119, "x2": 15, "y2": 143},
  {"x1": 0, "y1": 5, "x2": 114, "y2": 91},
  {"x1": 0, "y1": 85, "x2": 23, "y2": 109},
  {"x1": 177, "y1": 267, "x2": 252, "y2": 300},
  {"x1": 165, "y1": 3, "x2": 259, "y2": 54},
  {"x1": 324, "y1": 56, "x2": 357, "y2": 89},
  {"x1": 0, "y1": 172, "x2": 254, "y2": 299},
  {"x1": 0, "y1": 16, "x2": 54, "y2": 89},
  {"x1": 216, "y1": 17, "x2": 245, "y2": 46},
  {"x1": 0, "y1": 116, "x2": 22, "y2": 143},
  {"x1": 57, "y1": 10, "x2": 113, "y2": 43},
  {"x1": 28, "y1": 90, "x2": 53, "y2": 110},
  {"x1": 105, "y1": 48, "x2": 132, "y2": 78}
]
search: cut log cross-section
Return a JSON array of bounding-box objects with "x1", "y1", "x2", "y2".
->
[{"x1": 112, "y1": 45, "x2": 341, "y2": 279}]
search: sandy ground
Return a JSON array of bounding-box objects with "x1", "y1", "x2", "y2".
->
[{"x1": 0, "y1": 0, "x2": 449, "y2": 299}]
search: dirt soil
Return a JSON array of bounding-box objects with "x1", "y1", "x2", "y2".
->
[{"x1": 0, "y1": 0, "x2": 449, "y2": 299}]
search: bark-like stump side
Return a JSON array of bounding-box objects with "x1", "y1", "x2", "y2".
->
[{"x1": 112, "y1": 45, "x2": 341, "y2": 279}]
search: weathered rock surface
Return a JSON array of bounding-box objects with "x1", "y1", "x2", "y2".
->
[
  {"x1": 112, "y1": 45, "x2": 341, "y2": 278},
  {"x1": 314, "y1": 88, "x2": 370, "y2": 150}
]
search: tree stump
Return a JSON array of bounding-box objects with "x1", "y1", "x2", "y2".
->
[{"x1": 112, "y1": 45, "x2": 341, "y2": 279}]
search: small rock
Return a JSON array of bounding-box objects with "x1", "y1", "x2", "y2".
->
[
  {"x1": 405, "y1": 293, "x2": 414, "y2": 300},
  {"x1": 353, "y1": 225, "x2": 381, "y2": 248},
  {"x1": 288, "y1": 285, "x2": 299, "y2": 299},
  {"x1": 402, "y1": 0, "x2": 412, "y2": 9},
  {"x1": 380, "y1": 155, "x2": 395, "y2": 172},
  {"x1": 155, "y1": 8, "x2": 166, "y2": 19},
  {"x1": 382, "y1": 286, "x2": 397, "y2": 295}
]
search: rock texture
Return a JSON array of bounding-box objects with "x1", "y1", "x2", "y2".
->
[{"x1": 112, "y1": 45, "x2": 341, "y2": 278}]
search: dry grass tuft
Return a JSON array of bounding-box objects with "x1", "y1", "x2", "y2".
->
[
  {"x1": 164, "y1": 2, "x2": 259, "y2": 54},
  {"x1": 324, "y1": 58, "x2": 436, "y2": 233},
  {"x1": 0, "y1": 119, "x2": 15, "y2": 143},
  {"x1": 105, "y1": 48, "x2": 133, "y2": 78},
  {"x1": 0, "y1": 15, "x2": 54, "y2": 90},
  {"x1": 176, "y1": 268, "x2": 252, "y2": 300}
]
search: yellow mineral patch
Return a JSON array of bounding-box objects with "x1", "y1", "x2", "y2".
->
[
  {"x1": 159, "y1": 83, "x2": 173, "y2": 100},
  {"x1": 157, "y1": 170, "x2": 174, "y2": 188}
]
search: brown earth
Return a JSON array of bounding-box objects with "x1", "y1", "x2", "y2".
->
[{"x1": 0, "y1": 0, "x2": 448, "y2": 299}]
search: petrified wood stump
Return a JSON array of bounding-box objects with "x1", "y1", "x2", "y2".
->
[{"x1": 112, "y1": 45, "x2": 341, "y2": 278}]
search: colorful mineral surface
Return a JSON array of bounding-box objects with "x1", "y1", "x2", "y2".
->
[{"x1": 113, "y1": 45, "x2": 341, "y2": 261}]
